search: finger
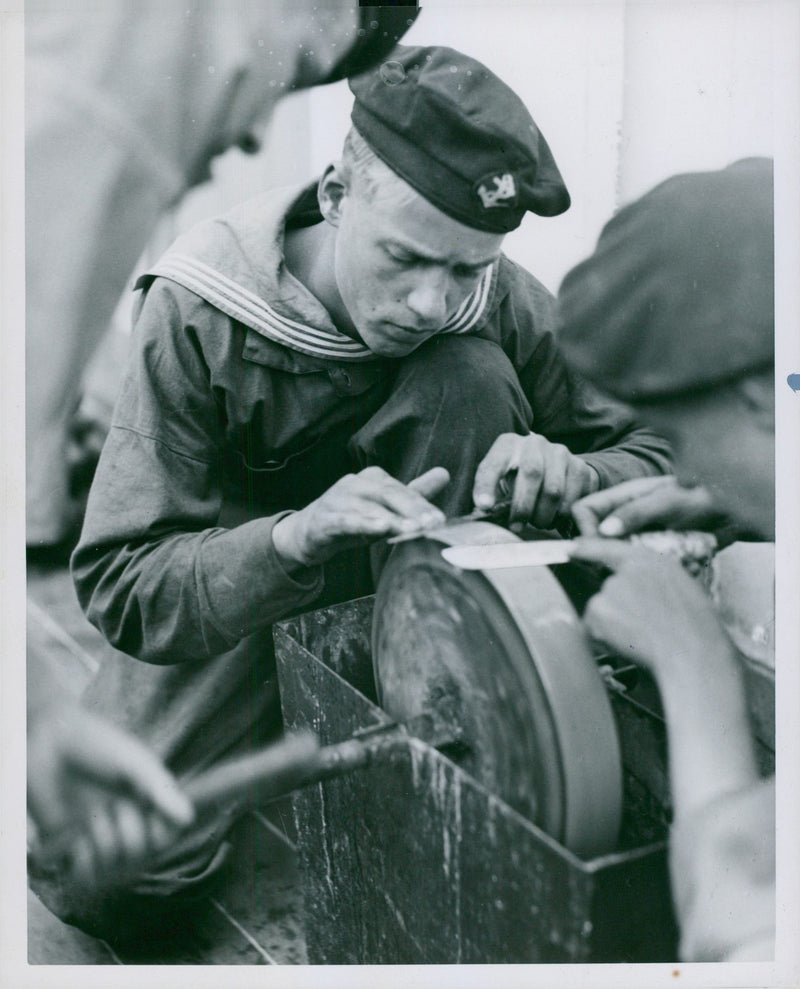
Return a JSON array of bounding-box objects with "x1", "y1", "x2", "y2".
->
[
  {"x1": 64, "y1": 719, "x2": 194, "y2": 827},
  {"x1": 472, "y1": 435, "x2": 521, "y2": 509},
  {"x1": 68, "y1": 834, "x2": 99, "y2": 888},
  {"x1": 111, "y1": 798, "x2": 149, "y2": 869},
  {"x1": 596, "y1": 488, "x2": 673, "y2": 536},
  {"x1": 599, "y1": 483, "x2": 717, "y2": 536},
  {"x1": 571, "y1": 496, "x2": 602, "y2": 536},
  {"x1": 407, "y1": 466, "x2": 450, "y2": 502},
  {"x1": 561, "y1": 459, "x2": 593, "y2": 520},
  {"x1": 85, "y1": 805, "x2": 121, "y2": 877},
  {"x1": 528, "y1": 446, "x2": 568, "y2": 528},
  {"x1": 568, "y1": 536, "x2": 642, "y2": 571},
  {"x1": 571, "y1": 476, "x2": 676, "y2": 536},
  {"x1": 372, "y1": 479, "x2": 446, "y2": 528},
  {"x1": 146, "y1": 811, "x2": 177, "y2": 854}
]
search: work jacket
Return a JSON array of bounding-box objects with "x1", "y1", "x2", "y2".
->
[{"x1": 72, "y1": 183, "x2": 672, "y2": 667}]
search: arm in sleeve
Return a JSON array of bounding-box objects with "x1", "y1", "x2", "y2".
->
[
  {"x1": 71, "y1": 281, "x2": 323, "y2": 665},
  {"x1": 495, "y1": 259, "x2": 673, "y2": 488},
  {"x1": 670, "y1": 776, "x2": 775, "y2": 961}
]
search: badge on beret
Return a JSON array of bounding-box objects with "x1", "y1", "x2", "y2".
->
[{"x1": 475, "y1": 171, "x2": 519, "y2": 211}]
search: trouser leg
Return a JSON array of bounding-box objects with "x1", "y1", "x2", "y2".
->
[
  {"x1": 351, "y1": 334, "x2": 533, "y2": 515},
  {"x1": 31, "y1": 336, "x2": 532, "y2": 940}
]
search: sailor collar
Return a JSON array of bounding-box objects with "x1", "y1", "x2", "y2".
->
[{"x1": 140, "y1": 182, "x2": 499, "y2": 363}]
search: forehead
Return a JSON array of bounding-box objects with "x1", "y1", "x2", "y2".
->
[{"x1": 354, "y1": 163, "x2": 506, "y2": 264}]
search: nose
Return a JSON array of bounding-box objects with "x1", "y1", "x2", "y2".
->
[{"x1": 406, "y1": 268, "x2": 450, "y2": 328}]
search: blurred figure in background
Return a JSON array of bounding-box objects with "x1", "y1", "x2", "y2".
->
[
  {"x1": 26, "y1": 0, "x2": 417, "y2": 902},
  {"x1": 26, "y1": 0, "x2": 418, "y2": 553},
  {"x1": 559, "y1": 158, "x2": 776, "y2": 961}
]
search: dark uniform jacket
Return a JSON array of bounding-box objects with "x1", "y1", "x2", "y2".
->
[{"x1": 72, "y1": 183, "x2": 671, "y2": 667}]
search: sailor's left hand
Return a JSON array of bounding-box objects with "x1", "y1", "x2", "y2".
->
[{"x1": 472, "y1": 432, "x2": 599, "y2": 529}]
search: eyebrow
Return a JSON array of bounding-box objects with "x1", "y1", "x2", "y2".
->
[{"x1": 384, "y1": 238, "x2": 500, "y2": 271}]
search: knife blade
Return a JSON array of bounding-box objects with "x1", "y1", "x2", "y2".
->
[
  {"x1": 441, "y1": 529, "x2": 718, "y2": 571},
  {"x1": 441, "y1": 540, "x2": 573, "y2": 570},
  {"x1": 387, "y1": 498, "x2": 512, "y2": 545}
]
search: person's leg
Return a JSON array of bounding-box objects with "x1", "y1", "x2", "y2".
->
[{"x1": 351, "y1": 335, "x2": 533, "y2": 515}]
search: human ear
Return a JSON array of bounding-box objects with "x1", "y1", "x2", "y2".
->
[{"x1": 318, "y1": 163, "x2": 349, "y2": 227}]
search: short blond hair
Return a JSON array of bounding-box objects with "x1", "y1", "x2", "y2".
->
[{"x1": 340, "y1": 126, "x2": 387, "y2": 202}]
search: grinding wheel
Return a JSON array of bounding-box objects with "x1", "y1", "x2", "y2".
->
[{"x1": 372, "y1": 522, "x2": 622, "y2": 858}]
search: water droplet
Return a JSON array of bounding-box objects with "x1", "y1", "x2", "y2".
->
[
  {"x1": 258, "y1": 39, "x2": 264, "y2": 47},
  {"x1": 370, "y1": 20, "x2": 379, "y2": 29},
  {"x1": 450, "y1": 65, "x2": 458, "y2": 73},
  {"x1": 208, "y1": 65, "x2": 215, "y2": 74}
]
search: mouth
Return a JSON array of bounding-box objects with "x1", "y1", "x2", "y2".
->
[{"x1": 386, "y1": 321, "x2": 439, "y2": 337}]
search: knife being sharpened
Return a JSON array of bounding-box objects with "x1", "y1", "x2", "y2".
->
[
  {"x1": 387, "y1": 498, "x2": 513, "y2": 544},
  {"x1": 441, "y1": 530, "x2": 718, "y2": 571},
  {"x1": 441, "y1": 540, "x2": 574, "y2": 569}
]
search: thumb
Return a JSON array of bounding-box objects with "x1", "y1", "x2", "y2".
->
[
  {"x1": 407, "y1": 466, "x2": 450, "y2": 501},
  {"x1": 64, "y1": 716, "x2": 194, "y2": 827}
]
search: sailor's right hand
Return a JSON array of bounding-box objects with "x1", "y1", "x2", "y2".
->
[{"x1": 271, "y1": 466, "x2": 450, "y2": 568}]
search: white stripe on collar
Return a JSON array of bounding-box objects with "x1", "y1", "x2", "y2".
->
[{"x1": 150, "y1": 254, "x2": 495, "y2": 360}]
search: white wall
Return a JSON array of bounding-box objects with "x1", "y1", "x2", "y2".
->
[{"x1": 154, "y1": 0, "x2": 786, "y2": 295}]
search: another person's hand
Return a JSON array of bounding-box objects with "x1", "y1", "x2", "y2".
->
[
  {"x1": 272, "y1": 466, "x2": 450, "y2": 568},
  {"x1": 571, "y1": 475, "x2": 719, "y2": 537},
  {"x1": 472, "y1": 433, "x2": 599, "y2": 529},
  {"x1": 27, "y1": 705, "x2": 194, "y2": 887},
  {"x1": 570, "y1": 538, "x2": 731, "y2": 675},
  {"x1": 569, "y1": 537, "x2": 758, "y2": 818}
]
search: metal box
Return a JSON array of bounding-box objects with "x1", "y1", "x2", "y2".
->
[{"x1": 275, "y1": 596, "x2": 692, "y2": 963}]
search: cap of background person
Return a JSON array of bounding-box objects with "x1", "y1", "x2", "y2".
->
[
  {"x1": 321, "y1": 5, "x2": 421, "y2": 85},
  {"x1": 348, "y1": 44, "x2": 570, "y2": 233},
  {"x1": 557, "y1": 158, "x2": 774, "y2": 400}
]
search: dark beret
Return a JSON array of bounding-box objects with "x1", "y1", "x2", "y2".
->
[
  {"x1": 321, "y1": 6, "x2": 420, "y2": 85},
  {"x1": 348, "y1": 45, "x2": 570, "y2": 233},
  {"x1": 557, "y1": 158, "x2": 774, "y2": 401}
]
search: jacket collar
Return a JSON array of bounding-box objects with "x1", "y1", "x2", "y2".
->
[{"x1": 142, "y1": 183, "x2": 498, "y2": 362}]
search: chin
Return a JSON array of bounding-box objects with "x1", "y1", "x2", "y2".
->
[{"x1": 361, "y1": 333, "x2": 419, "y2": 359}]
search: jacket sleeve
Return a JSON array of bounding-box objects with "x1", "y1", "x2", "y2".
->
[
  {"x1": 670, "y1": 777, "x2": 775, "y2": 961},
  {"x1": 71, "y1": 280, "x2": 324, "y2": 665},
  {"x1": 494, "y1": 258, "x2": 673, "y2": 487}
]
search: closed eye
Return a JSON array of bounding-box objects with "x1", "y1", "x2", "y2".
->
[
  {"x1": 453, "y1": 264, "x2": 487, "y2": 279},
  {"x1": 385, "y1": 248, "x2": 418, "y2": 266}
]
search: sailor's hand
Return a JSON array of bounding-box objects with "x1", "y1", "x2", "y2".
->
[
  {"x1": 272, "y1": 466, "x2": 450, "y2": 568},
  {"x1": 473, "y1": 433, "x2": 599, "y2": 529},
  {"x1": 27, "y1": 705, "x2": 194, "y2": 887},
  {"x1": 571, "y1": 475, "x2": 719, "y2": 537}
]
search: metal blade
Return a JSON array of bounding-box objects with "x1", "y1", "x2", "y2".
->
[
  {"x1": 441, "y1": 540, "x2": 573, "y2": 570},
  {"x1": 387, "y1": 499, "x2": 512, "y2": 545}
]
